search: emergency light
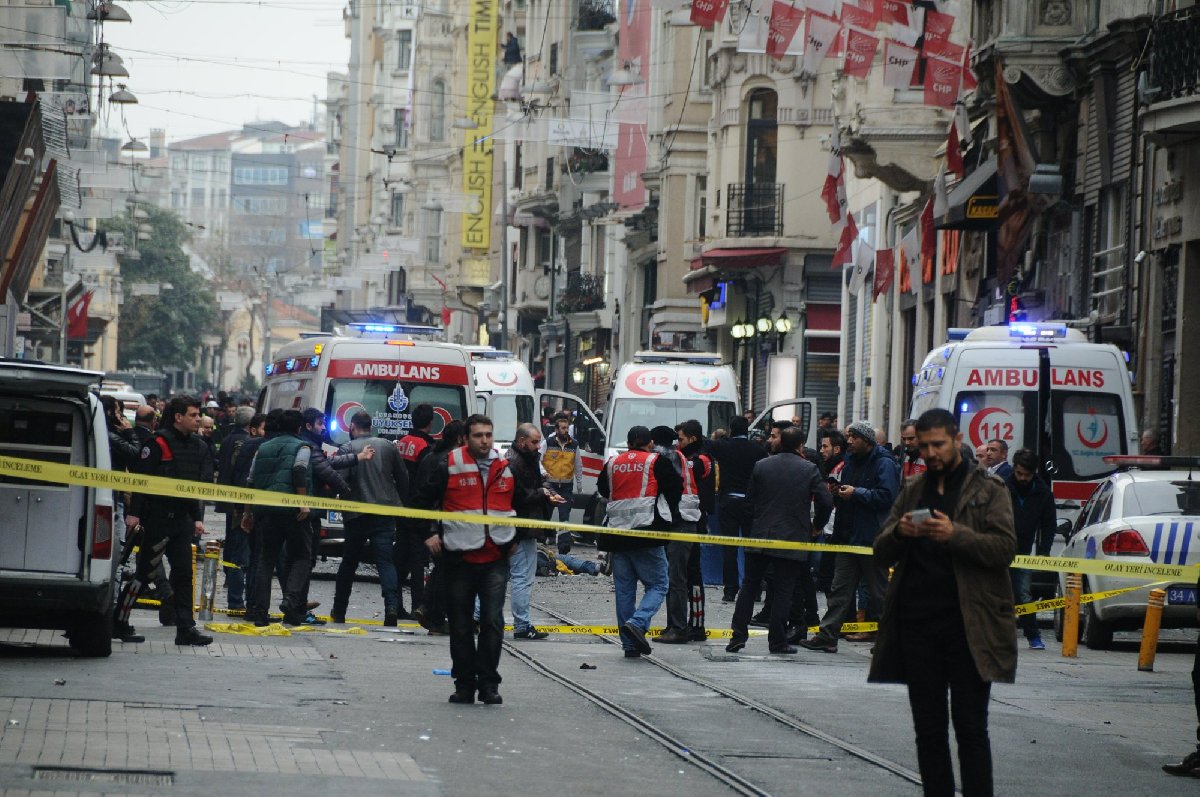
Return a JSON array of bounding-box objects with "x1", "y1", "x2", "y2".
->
[
  {"x1": 1008, "y1": 323, "x2": 1068, "y2": 340},
  {"x1": 348, "y1": 322, "x2": 445, "y2": 339}
]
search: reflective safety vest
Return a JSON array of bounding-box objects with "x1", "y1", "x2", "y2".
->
[
  {"x1": 441, "y1": 446, "x2": 517, "y2": 551},
  {"x1": 605, "y1": 450, "x2": 660, "y2": 529},
  {"x1": 659, "y1": 449, "x2": 701, "y2": 523},
  {"x1": 398, "y1": 432, "x2": 432, "y2": 464},
  {"x1": 902, "y1": 456, "x2": 927, "y2": 479}
]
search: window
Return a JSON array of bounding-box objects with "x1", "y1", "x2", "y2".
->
[
  {"x1": 324, "y1": 379, "x2": 467, "y2": 445},
  {"x1": 550, "y1": 42, "x2": 558, "y2": 75},
  {"x1": 745, "y1": 88, "x2": 778, "y2": 185},
  {"x1": 429, "y1": 80, "x2": 446, "y2": 141},
  {"x1": 396, "y1": 30, "x2": 413, "y2": 69},
  {"x1": 191, "y1": 155, "x2": 209, "y2": 170},
  {"x1": 215, "y1": 188, "x2": 227, "y2": 206},
  {"x1": 702, "y1": 37, "x2": 714, "y2": 88},
  {"x1": 394, "y1": 109, "x2": 409, "y2": 149},
  {"x1": 191, "y1": 187, "x2": 205, "y2": 208},
  {"x1": 233, "y1": 167, "x2": 289, "y2": 185},
  {"x1": 610, "y1": 399, "x2": 736, "y2": 442},
  {"x1": 390, "y1": 191, "x2": 405, "y2": 228},
  {"x1": 232, "y1": 197, "x2": 288, "y2": 214},
  {"x1": 424, "y1": 206, "x2": 442, "y2": 263},
  {"x1": 695, "y1": 175, "x2": 707, "y2": 239}
]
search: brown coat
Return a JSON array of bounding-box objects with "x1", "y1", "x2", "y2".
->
[{"x1": 868, "y1": 464, "x2": 1018, "y2": 685}]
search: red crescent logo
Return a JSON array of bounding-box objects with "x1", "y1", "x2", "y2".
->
[
  {"x1": 624, "y1": 369, "x2": 671, "y2": 396},
  {"x1": 430, "y1": 407, "x2": 453, "y2": 439},
  {"x1": 967, "y1": 407, "x2": 1008, "y2": 448},
  {"x1": 335, "y1": 401, "x2": 366, "y2": 431},
  {"x1": 1076, "y1": 418, "x2": 1109, "y2": 450},
  {"x1": 487, "y1": 370, "x2": 519, "y2": 387},
  {"x1": 686, "y1": 374, "x2": 721, "y2": 394}
]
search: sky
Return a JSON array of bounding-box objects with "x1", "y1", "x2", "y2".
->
[{"x1": 101, "y1": 0, "x2": 350, "y2": 144}]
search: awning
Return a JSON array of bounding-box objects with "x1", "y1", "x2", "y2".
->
[
  {"x1": 511, "y1": 209, "x2": 550, "y2": 228},
  {"x1": 694, "y1": 247, "x2": 788, "y2": 269},
  {"x1": 936, "y1": 156, "x2": 999, "y2": 232},
  {"x1": 498, "y1": 64, "x2": 523, "y2": 102}
]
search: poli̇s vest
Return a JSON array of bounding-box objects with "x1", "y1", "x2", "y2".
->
[
  {"x1": 605, "y1": 450, "x2": 660, "y2": 529},
  {"x1": 440, "y1": 446, "x2": 517, "y2": 551},
  {"x1": 665, "y1": 449, "x2": 701, "y2": 523}
]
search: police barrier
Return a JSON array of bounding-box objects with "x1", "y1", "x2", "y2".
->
[{"x1": 3, "y1": 455, "x2": 1198, "y2": 584}]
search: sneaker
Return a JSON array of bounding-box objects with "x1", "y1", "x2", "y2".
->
[
  {"x1": 513, "y1": 627, "x2": 549, "y2": 640},
  {"x1": 1028, "y1": 637, "x2": 1046, "y2": 650},
  {"x1": 623, "y1": 621, "x2": 652, "y2": 655},
  {"x1": 798, "y1": 636, "x2": 838, "y2": 654},
  {"x1": 175, "y1": 627, "x2": 213, "y2": 646},
  {"x1": 1162, "y1": 749, "x2": 1200, "y2": 776},
  {"x1": 301, "y1": 613, "x2": 326, "y2": 626}
]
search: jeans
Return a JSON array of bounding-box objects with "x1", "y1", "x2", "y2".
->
[
  {"x1": 508, "y1": 537, "x2": 538, "y2": 632},
  {"x1": 549, "y1": 483, "x2": 574, "y2": 553},
  {"x1": 733, "y1": 553, "x2": 799, "y2": 649},
  {"x1": 223, "y1": 512, "x2": 250, "y2": 610},
  {"x1": 900, "y1": 617, "x2": 994, "y2": 797},
  {"x1": 393, "y1": 525, "x2": 429, "y2": 612},
  {"x1": 444, "y1": 554, "x2": 510, "y2": 693},
  {"x1": 814, "y1": 551, "x2": 884, "y2": 641},
  {"x1": 1010, "y1": 568, "x2": 1040, "y2": 640},
  {"x1": 558, "y1": 552, "x2": 599, "y2": 575},
  {"x1": 718, "y1": 495, "x2": 754, "y2": 595},
  {"x1": 611, "y1": 546, "x2": 668, "y2": 651},
  {"x1": 334, "y1": 516, "x2": 398, "y2": 616},
  {"x1": 251, "y1": 512, "x2": 313, "y2": 619}
]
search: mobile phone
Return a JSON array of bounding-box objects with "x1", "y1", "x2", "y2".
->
[{"x1": 910, "y1": 508, "x2": 933, "y2": 524}]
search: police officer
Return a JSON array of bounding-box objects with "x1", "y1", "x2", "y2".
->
[{"x1": 116, "y1": 395, "x2": 215, "y2": 646}]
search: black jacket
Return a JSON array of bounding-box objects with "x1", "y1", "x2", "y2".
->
[
  {"x1": 680, "y1": 440, "x2": 717, "y2": 515},
  {"x1": 507, "y1": 448, "x2": 552, "y2": 538},
  {"x1": 300, "y1": 428, "x2": 352, "y2": 496},
  {"x1": 746, "y1": 451, "x2": 833, "y2": 560},
  {"x1": 214, "y1": 427, "x2": 249, "y2": 513},
  {"x1": 595, "y1": 451, "x2": 680, "y2": 552},
  {"x1": 129, "y1": 424, "x2": 214, "y2": 521},
  {"x1": 1004, "y1": 473, "x2": 1056, "y2": 556},
  {"x1": 107, "y1": 426, "x2": 140, "y2": 472},
  {"x1": 706, "y1": 435, "x2": 767, "y2": 495}
]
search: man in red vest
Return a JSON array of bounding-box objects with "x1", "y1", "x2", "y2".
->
[{"x1": 417, "y1": 414, "x2": 517, "y2": 706}]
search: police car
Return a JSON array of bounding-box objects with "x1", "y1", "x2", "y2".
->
[{"x1": 1052, "y1": 456, "x2": 1200, "y2": 649}]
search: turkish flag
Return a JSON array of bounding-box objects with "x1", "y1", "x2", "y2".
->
[
  {"x1": 840, "y1": 2, "x2": 878, "y2": 31},
  {"x1": 924, "y1": 54, "x2": 962, "y2": 108},
  {"x1": 820, "y1": 133, "x2": 846, "y2": 225},
  {"x1": 843, "y1": 27, "x2": 878, "y2": 78},
  {"x1": 67, "y1": 290, "x2": 93, "y2": 340},
  {"x1": 882, "y1": 39, "x2": 918, "y2": 89},
  {"x1": 880, "y1": 0, "x2": 909, "y2": 26},
  {"x1": 441, "y1": 306, "x2": 452, "y2": 328},
  {"x1": 766, "y1": 2, "x2": 805, "y2": 60},
  {"x1": 833, "y1": 212, "x2": 858, "y2": 268},
  {"x1": 690, "y1": 0, "x2": 731, "y2": 28},
  {"x1": 873, "y1": 248, "x2": 894, "y2": 300}
]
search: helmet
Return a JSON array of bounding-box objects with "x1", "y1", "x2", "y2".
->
[{"x1": 205, "y1": 400, "x2": 219, "y2": 408}]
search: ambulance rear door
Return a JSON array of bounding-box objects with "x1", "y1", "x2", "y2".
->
[
  {"x1": 750, "y1": 398, "x2": 820, "y2": 451},
  {"x1": 536, "y1": 389, "x2": 607, "y2": 510},
  {"x1": 945, "y1": 347, "x2": 1042, "y2": 458}
]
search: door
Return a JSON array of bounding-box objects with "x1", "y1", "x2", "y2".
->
[
  {"x1": 750, "y1": 398, "x2": 819, "y2": 451},
  {"x1": 536, "y1": 389, "x2": 608, "y2": 505}
]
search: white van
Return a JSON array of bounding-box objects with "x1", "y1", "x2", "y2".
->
[
  {"x1": 910, "y1": 323, "x2": 1137, "y2": 503},
  {"x1": 605, "y1": 351, "x2": 818, "y2": 456},
  {"x1": 99, "y1": 385, "x2": 146, "y2": 422},
  {"x1": 0, "y1": 361, "x2": 116, "y2": 656},
  {"x1": 258, "y1": 324, "x2": 477, "y2": 552}
]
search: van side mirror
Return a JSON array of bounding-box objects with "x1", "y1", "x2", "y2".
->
[{"x1": 1057, "y1": 519, "x2": 1073, "y2": 539}]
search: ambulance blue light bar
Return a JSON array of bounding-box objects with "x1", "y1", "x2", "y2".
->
[
  {"x1": 1008, "y1": 323, "x2": 1068, "y2": 339},
  {"x1": 348, "y1": 322, "x2": 444, "y2": 338},
  {"x1": 468, "y1": 350, "x2": 515, "y2": 360}
]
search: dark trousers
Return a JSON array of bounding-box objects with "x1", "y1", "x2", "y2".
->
[
  {"x1": 718, "y1": 496, "x2": 753, "y2": 595},
  {"x1": 900, "y1": 618, "x2": 994, "y2": 797},
  {"x1": 443, "y1": 554, "x2": 510, "y2": 693},
  {"x1": 732, "y1": 553, "x2": 799, "y2": 649},
  {"x1": 393, "y1": 525, "x2": 429, "y2": 612},
  {"x1": 134, "y1": 514, "x2": 195, "y2": 629},
  {"x1": 335, "y1": 517, "x2": 399, "y2": 616},
  {"x1": 419, "y1": 560, "x2": 446, "y2": 624},
  {"x1": 251, "y1": 513, "x2": 313, "y2": 619},
  {"x1": 1193, "y1": 628, "x2": 1200, "y2": 746},
  {"x1": 664, "y1": 530, "x2": 704, "y2": 633},
  {"x1": 222, "y1": 512, "x2": 249, "y2": 610}
]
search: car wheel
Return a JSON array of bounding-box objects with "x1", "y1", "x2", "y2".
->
[
  {"x1": 1081, "y1": 597, "x2": 1113, "y2": 650},
  {"x1": 67, "y1": 611, "x2": 113, "y2": 658}
]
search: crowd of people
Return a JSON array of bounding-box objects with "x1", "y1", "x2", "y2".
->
[{"x1": 98, "y1": 393, "x2": 1200, "y2": 790}]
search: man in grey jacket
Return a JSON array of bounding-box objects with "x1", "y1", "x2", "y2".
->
[
  {"x1": 331, "y1": 411, "x2": 407, "y2": 625},
  {"x1": 727, "y1": 426, "x2": 832, "y2": 654}
]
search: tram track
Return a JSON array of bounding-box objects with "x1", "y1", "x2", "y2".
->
[{"x1": 507, "y1": 601, "x2": 925, "y2": 795}]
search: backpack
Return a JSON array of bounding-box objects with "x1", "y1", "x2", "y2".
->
[{"x1": 536, "y1": 545, "x2": 557, "y2": 577}]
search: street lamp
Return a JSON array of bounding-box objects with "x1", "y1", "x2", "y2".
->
[
  {"x1": 755, "y1": 316, "x2": 772, "y2": 334},
  {"x1": 774, "y1": 314, "x2": 793, "y2": 334},
  {"x1": 571, "y1": 366, "x2": 586, "y2": 385}
]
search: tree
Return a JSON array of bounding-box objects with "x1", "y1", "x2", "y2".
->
[{"x1": 101, "y1": 207, "x2": 218, "y2": 370}]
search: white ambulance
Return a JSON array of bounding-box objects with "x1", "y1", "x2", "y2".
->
[
  {"x1": 910, "y1": 323, "x2": 1137, "y2": 504},
  {"x1": 605, "y1": 351, "x2": 818, "y2": 457}
]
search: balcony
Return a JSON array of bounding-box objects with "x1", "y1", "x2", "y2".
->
[
  {"x1": 726, "y1": 183, "x2": 783, "y2": 238},
  {"x1": 556, "y1": 271, "x2": 605, "y2": 313},
  {"x1": 1143, "y1": 7, "x2": 1200, "y2": 143}
]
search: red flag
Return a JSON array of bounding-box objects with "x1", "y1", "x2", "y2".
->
[
  {"x1": 923, "y1": 54, "x2": 961, "y2": 108},
  {"x1": 690, "y1": 0, "x2": 731, "y2": 28},
  {"x1": 873, "y1": 248, "x2": 894, "y2": 300},
  {"x1": 920, "y1": 197, "x2": 936, "y2": 285},
  {"x1": 833, "y1": 212, "x2": 858, "y2": 268},
  {"x1": 946, "y1": 116, "x2": 964, "y2": 177},
  {"x1": 961, "y1": 40, "x2": 978, "y2": 90},
  {"x1": 840, "y1": 2, "x2": 878, "y2": 31},
  {"x1": 921, "y1": 9, "x2": 955, "y2": 54},
  {"x1": 882, "y1": 39, "x2": 918, "y2": 89},
  {"x1": 67, "y1": 290, "x2": 93, "y2": 340},
  {"x1": 820, "y1": 132, "x2": 846, "y2": 225},
  {"x1": 802, "y1": 12, "x2": 842, "y2": 74},
  {"x1": 880, "y1": 0, "x2": 909, "y2": 26},
  {"x1": 766, "y1": 2, "x2": 806, "y2": 60},
  {"x1": 441, "y1": 306, "x2": 452, "y2": 328},
  {"x1": 843, "y1": 27, "x2": 878, "y2": 78}
]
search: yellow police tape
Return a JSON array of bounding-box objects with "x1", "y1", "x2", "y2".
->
[{"x1": 6, "y1": 455, "x2": 1198, "y2": 583}]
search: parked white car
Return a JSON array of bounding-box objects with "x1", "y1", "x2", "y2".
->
[{"x1": 1054, "y1": 456, "x2": 1200, "y2": 649}]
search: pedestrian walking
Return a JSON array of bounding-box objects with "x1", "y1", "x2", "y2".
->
[
  {"x1": 331, "y1": 412, "x2": 405, "y2": 624},
  {"x1": 115, "y1": 395, "x2": 214, "y2": 646},
  {"x1": 800, "y1": 421, "x2": 899, "y2": 652},
  {"x1": 596, "y1": 425, "x2": 678, "y2": 659},
  {"x1": 707, "y1": 416, "x2": 768, "y2": 602},
  {"x1": 540, "y1": 413, "x2": 584, "y2": 554},
  {"x1": 1004, "y1": 448, "x2": 1055, "y2": 650},
  {"x1": 415, "y1": 414, "x2": 516, "y2": 705},
  {"x1": 507, "y1": 423, "x2": 565, "y2": 640},
  {"x1": 868, "y1": 408, "x2": 1017, "y2": 797},
  {"x1": 727, "y1": 426, "x2": 832, "y2": 654},
  {"x1": 244, "y1": 409, "x2": 316, "y2": 626}
]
